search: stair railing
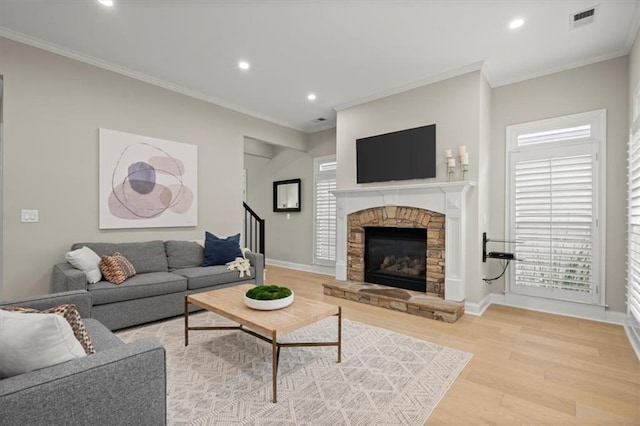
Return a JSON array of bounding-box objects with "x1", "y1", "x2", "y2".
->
[{"x1": 243, "y1": 202, "x2": 265, "y2": 263}]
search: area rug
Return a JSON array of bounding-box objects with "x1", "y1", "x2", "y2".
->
[{"x1": 117, "y1": 312, "x2": 472, "y2": 425}]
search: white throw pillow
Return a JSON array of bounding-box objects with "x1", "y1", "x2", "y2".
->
[
  {"x1": 66, "y1": 246, "x2": 102, "y2": 283},
  {"x1": 0, "y1": 310, "x2": 87, "y2": 379}
]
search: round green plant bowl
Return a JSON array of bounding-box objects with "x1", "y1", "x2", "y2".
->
[{"x1": 244, "y1": 285, "x2": 294, "y2": 311}]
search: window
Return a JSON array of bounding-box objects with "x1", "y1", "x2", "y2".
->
[
  {"x1": 506, "y1": 110, "x2": 605, "y2": 305},
  {"x1": 313, "y1": 155, "x2": 337, "y2": 266},
  {"x1": 628, "y1": 88, "x2": 640, "y2": 325}
]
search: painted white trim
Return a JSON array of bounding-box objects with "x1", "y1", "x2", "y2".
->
[
  {"x1": 602, "y1": 309, "x2": 625, "y2": 324},
  {"x1": 313, "y1": 155, "x2": 337, "y2": 267},
  {"x1": 492, "y1": 51, "x2": 629, "y2": 88},
  {"x1": 265, "y1": 259, "x2": 335, "y2": 277},
  {"x1": 492, "y1": 292, "x2": 629, "y2": 325},
  {"x1": 334, "y1": 61, "x2": 485, "y2": 111},
  {"x1": 624, "y1": 324, "x2": 640, "y2": 361},
  {"x1": 0, "y1": 27, "x2": 309, "y2": 133},
  {"x1": 505, "y1": 109, "x2": 607, "y2": 306},
  {"x1": 464, "y1": 293, "x2": 493, "y2": 316},
  {"x1": 333, "y1": 181, "x2": 475, "y2": 302}
]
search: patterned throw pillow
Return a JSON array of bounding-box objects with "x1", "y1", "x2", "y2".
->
[
  {"x1": 2, "y1": 304, "x2": 95, "y2": 355},
  {"x1": 100, "y1": 252, "x2": 136, "y2": 285}
]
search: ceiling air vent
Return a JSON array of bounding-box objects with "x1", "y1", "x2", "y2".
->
[
  {"x1": 570, "y1": 6, "x2": 598, "y2": 29},
  {"x1": 312, "y1": 117, "x2": 327, "y2": 123}
]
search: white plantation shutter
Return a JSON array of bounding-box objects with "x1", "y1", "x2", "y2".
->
[
  {"x1": 314, "y1": 156, "x2": 337, "y2": 265},
  {"x1": 517, "y1": 125, "x2": 591, "y2": 146},
  {"x1": 628, "y1": 121, "x2": 640, "y2": 322},
  {"x1": 514, "y1": 152, "x2": 594, "y2": 295},
  {"x1": 506, "y1": 110, "x2": 604, "y2": 305}
]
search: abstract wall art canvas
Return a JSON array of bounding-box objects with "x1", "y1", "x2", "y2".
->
[{"x1": 99, "y1": 128, "x2": 198, "y2": 229}]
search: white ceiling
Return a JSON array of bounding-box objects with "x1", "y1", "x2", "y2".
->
[{"x1": 0, "y1": 1, "x2": 638, "y2": 133}]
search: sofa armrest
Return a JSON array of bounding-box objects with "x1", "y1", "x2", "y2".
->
[
  {"x1": 0, "y1": 290, "x2": 92, "y2": 318},
  {"x1": 245, "y1": 251, "x2": 264, "y2": 285},
  {"x1": 0, "y1": 338, "x2": 166, "y2": 426},
  {"x1": 52, "y1": 262, "x2": 88, "y2": 293}
]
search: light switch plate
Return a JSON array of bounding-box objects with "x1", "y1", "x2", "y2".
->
[{"x1": 21, "y1": 209, "x2": 39, "y2": 223}]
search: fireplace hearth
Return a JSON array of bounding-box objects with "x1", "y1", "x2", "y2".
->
[{"x1": 364, "y1": 227, "x2": 427, "y2": 292}]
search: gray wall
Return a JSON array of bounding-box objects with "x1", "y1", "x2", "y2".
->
[
  {"x1": 477, "y1": 73, "x2": 493, "y2": 294},
  {"x1": 336, "y1": 71, "x2": 487, "y2": 303},
  {"x1": 243, "y1": 128, "x2": 336, "y2": 265},
  {"x1": 490, "y1": 56, "x2": 629, "y2": 312},
  {"x1": 0, "y1": 37, "x2": 306, "y2": 300}
]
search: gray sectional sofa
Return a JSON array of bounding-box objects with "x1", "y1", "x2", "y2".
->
[
  {"x1": 0, "y1": 290, "x2": 166, "y2": 426},
  {"x1": 52, "y1": 240, "x2": 264, "y2": 330}
]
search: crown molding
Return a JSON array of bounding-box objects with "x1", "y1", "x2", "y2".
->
[
  {"x1": 334, "y1": 61, "x2": 485, "y2": 111},
  {"x1": 0, "y1": 27, "x2": 307, "y2": 133},
  {"x1": 491, "y1": 49, "x2": 630, "y2": 88}
]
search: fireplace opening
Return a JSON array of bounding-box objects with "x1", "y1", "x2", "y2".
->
[{"x1": 364, "y1": 227, "x2": 427, "y2": 292}]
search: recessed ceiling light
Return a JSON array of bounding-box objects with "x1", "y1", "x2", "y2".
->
[
  {"x1": 509, "y1": 18, "x2": 524, "y2": 29},
  {"x1": 238, "y1": 61, "x2": 250, "y2": 70},
  {"x1": 307, "y1": 93, "x2": 317, "y2": 101},
  {"x1": 98, "y1": 0, "x2": 114, "y2": 6}
]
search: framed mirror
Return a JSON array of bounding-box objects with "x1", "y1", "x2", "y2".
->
[{"x1": 273, "y1": 178, "x2": 301, "y2": 212}]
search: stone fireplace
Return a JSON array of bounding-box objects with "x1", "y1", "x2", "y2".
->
[
  {"x1": 333, "y1": 181, "x2": 474, "y2": 302},
  {"x1": 347, "y1": 206, "x2": 445, "y2": 296}
]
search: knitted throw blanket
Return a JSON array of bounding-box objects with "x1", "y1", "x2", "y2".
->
[{"x1": 226, "y1": 257, "x2": 252, "y2": 278}]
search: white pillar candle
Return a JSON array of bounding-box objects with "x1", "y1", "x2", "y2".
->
[
  {"x1": 448, "y1": 157, "x2": 456, "y2": 167},
  {"x1": 462, "y1": 152, "x2": 469, "y2": 165},
  {"x1": 444, "y1": 149, "x2": 452, "y2": 158},
  {"x1": 458, "y1": 145, "x2": 467, "y2": 156}
]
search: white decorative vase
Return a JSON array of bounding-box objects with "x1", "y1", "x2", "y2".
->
[{"x1": 244, "y1": 292, "x2": 294, "y2": 310}]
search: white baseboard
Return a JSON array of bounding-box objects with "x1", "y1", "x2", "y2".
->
[
  {"x1": 624, "y1": 323, "x2": 640, "y2": 361},
  {"x1": 464, "y1": 293, "x2": 493, "y2": 316},
  {"x1": 487, "y1": 292, "x2": 626, "y2": 325},
  {"x1": 606, "y1": 310, "x2": 631, "y2": 324},
  {"x1": 265, "y1": 259, "x2": 335, "y2": 277}
]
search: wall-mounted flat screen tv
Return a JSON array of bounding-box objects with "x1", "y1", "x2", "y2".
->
[{"x1": 356, "y1": 124, "x2": 436, "y2": 184}]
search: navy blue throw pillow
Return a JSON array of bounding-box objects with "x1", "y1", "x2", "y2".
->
[{"x1": 202, "y1": 232, "x2": 242, "y2": 266}]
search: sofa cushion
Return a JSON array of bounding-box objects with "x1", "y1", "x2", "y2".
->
[
  {"x1": 88, "y1": 272, "x2": 187, "y2": 305},
  {"x1": 65, "y1": 246, "x2": 102, "y2": 284},
  {"x1": 71, "y1": 241, "x2": 168, "y2": 274},
  {"x1": 165, "y1": 240, "x2": 204, "y2": 270},
  {"x1": 202, "y1": 232, "x2": 242, "y2": 266},
  {"x1": 2, "y1": 304, "x2": 95, "y2": 355},
  {"x1": 99, "y1": 252, "x2": 136, "y2": 285},
  {"x1": 0, "y1": 310, "x2": 86, "y2": 379},
  {"x1": 175, "y1": 265, "x2": 256, "y2": 290},
  {"x1": 0, "y1": 290, "x2": 92, "y2": 319}
]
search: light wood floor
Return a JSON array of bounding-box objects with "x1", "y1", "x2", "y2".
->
[{"x1": 266, "y1": 266, "x2": 640, "y2": 425}]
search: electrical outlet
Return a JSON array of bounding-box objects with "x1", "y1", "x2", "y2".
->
[{"x1": 21, "y1": 209, "x2": 39, "y2": 223}]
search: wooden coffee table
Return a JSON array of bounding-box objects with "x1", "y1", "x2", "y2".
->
[{"x1": 184, "y1": 284, "x2": 342, "y2": 403}]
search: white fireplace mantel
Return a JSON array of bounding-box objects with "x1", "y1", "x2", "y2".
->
[{"x1": 333, "y1": 181, "x2": 475, "y2": 302}]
